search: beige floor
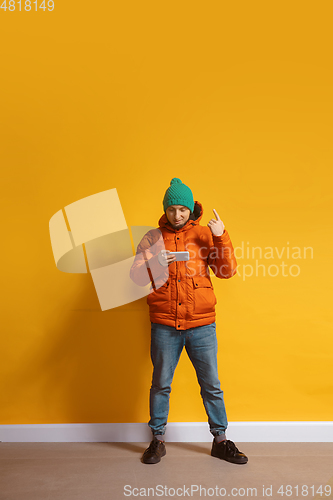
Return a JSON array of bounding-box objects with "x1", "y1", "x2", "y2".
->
[{"x1": 1, "y1": 442, "x2": 333, "y2": 500}]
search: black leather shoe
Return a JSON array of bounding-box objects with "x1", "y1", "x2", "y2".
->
[
  {"x1": 141, "y1": 437, "x2": 166, "y2": 464},
  {"x1": 211, "y1": 439, "x2": 248, "y2": 464}
]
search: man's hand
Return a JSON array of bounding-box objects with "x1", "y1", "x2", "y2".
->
[
  {"x1": 158, "y1": 250, "x2": 176, "y2": 267},
  {"x1": 207, "y1": 209, "x2": 225, "y2": 237}
]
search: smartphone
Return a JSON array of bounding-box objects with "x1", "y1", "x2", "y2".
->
[{"x1": 170, "y1": 251, "x2": 190, "y2": 261}]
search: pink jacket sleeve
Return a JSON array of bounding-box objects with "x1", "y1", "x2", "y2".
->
[{"x1": 129, "y1": 230, "x2": 168, "y2": 287}]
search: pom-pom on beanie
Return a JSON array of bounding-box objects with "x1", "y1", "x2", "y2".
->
[{"x1": 163, "y1": 178, "x2": 194, "y2": 213}]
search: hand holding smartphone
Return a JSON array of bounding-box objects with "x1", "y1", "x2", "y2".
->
[{"x1": 158, "y1": 250, "x2": 190, "y2": 266}]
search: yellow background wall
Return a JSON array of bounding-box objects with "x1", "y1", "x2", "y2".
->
[{"x1": 1, "y1": 1, "x2": 332, "y2": 425}]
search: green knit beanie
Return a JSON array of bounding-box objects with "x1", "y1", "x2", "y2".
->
[{"x1": 163, "y1": 178, "x2": 194, "y2": 213}]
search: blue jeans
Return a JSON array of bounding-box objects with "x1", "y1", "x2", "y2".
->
[{"x1": 149, "y1": 321, "x2": 228, "y2": 438}]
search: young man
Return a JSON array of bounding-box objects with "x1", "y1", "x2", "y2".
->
[{"x1": 130, "y1": 178, "x2": 248, "y2": 465}]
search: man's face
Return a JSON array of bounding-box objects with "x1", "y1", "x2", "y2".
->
[{"x1": 165, "y1": 205, "x2": 191, "y2": 229}]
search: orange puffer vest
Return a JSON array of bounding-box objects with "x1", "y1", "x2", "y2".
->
[{"x1": 130, "y1": 201, "x2": 237, "y2": 330}]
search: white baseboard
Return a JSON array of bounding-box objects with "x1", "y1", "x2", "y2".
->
[{"x1": 0, "y1": 422, "x2": 332, "y2": 443}]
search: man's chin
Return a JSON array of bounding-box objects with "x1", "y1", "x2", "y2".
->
[{"x1": 172, "y1": 222, "x2": 186, "y2": 229}]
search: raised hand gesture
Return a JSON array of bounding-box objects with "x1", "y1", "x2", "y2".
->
[{"x1": 207, "y1": 209, "x2": 225, "y2": 237}]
